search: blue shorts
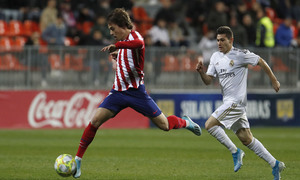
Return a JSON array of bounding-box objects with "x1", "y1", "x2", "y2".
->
[{"x1": 99, "y1": 85, "x2": 162, "y2": 118}]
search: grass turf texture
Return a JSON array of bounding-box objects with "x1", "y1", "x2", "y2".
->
[{"x1": 0, "y1": 128, "x2": 299, "y2": 180}]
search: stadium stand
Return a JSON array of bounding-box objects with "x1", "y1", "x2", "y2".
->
[{"x1": 0, "y1": 0, "x2": 299, "y2": 89}]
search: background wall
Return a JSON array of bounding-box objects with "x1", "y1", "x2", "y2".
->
[{"x1": 0, "y1": 90, "x2": 298, "y2": 128}]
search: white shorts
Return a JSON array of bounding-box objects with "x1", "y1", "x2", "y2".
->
[{"x1": 212, "y1": 101, "x2": 250, "y2": 133}]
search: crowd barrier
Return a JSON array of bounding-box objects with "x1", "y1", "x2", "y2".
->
[{"x1": 0, "y1": 46, "x2": 299, "y2": 90}]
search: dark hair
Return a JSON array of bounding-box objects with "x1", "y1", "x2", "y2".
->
[
  {"x1": 216, "y1": 26, "x2": 233, "y2": 39},
  {"x1": 107, "y1": 8, "x2": 133, "y2": 29}
]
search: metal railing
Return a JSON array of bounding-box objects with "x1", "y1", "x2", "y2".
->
[{"x1": 0, "y1": 46, "x2": 299, "y2": 90}]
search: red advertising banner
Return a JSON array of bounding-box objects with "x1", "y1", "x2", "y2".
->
[{"x1": 0, "y1": 90, "x2": 149, "y2": 129}]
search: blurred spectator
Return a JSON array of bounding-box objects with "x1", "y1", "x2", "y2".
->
[
  {"x1": 2, "y1": 8, "x2": 23, "y2": 21},
  {"x1": 22, "y1": 6, "x2": 41, "y2": 22},
  {"x1": 110, "y1": 0, "x2": 134, "y2": 11},
  {"x1": 243, "y1": 0, "x2": 257, "y2": 10},
  {"x1": 60, "y1": 1, "x2": 76, "y2": 29},
  {"x1": 291, "y1": 0, "x2": 300, "y2": 22},
  {"x1": 168, "y1": 20, "x2": 189, "y2": 47},
  {"x1": 249, "y1": 1, "x2": 262, "y2": 19},
  {"x1": 255, "y1": 7, "x2": 275, "y2": 47},
  {"x1": 236, "y1": 0, "x2": 248, "y2": 24},
  {"x1": 93, "y1": 0, "x2": 111, "y2": 17},
  {"x1": 291, "y1": 33, "x2": 300, "y2": 48},
  {"x1": 25, "y1": 31, "x2": 41, "y2": 46},
  {"x1": 77, "y1": 4, "x2": 95, "y2": 23},
  {"x1": 242, "y1": 13, "x2": 256, "y2": 46},
  {"x1": 147, "y1": 18, "x2": 170, "y2": 47},
  {"x1": 197, "y1": 29, "x2": 217, "y2": 65},
  {"x1": 42, "y1": 15, "x2": 67, "y2": 46},
  {"x1": 87, "y1": 27, "x2": 112, "y2": 86},
  {"x1": 2, "y1": 1, "x2": 40, "y2": 26},
  {"x1": 90, "y1": 15, "x2": 112, "y2": 44},
  {"x1": 84, "y1": 30, "x2": 105, "y2": 46},
  {"x1": 275, "y1": 0, "x2": 292, "y2": 19},
  {"x1": 275, "y1": 17, "x2": 293, "y2": 47},
  {"x1": 154, "y1": 0, "x2": 175, "y2": 24},
  {"x1": 256, "y1": 0, "x2": 270, "y2": 7},
  {"x1": 156, "y1": 0, "x2": 192, "y2": 44},
  {"x1": 144, "y1": 34, "x2": 153, "y2": 47},
  {"x1": 40, "y1": 0, "x2": 57, "y2": 33},
  {"x1": 185, "y1": 0, "x2": 211, "y2": 38},
  {"x1": 230, "y1": 15, "x2": 248, "y2": 47},
  {"x1": 207, "y1": 1, "x2": 228, "y2": 32},
  {"x1": 25, "y1": 31, "x2": 48, "y2": 87},
  {"x1": 66, "y1": 27, "x2": 85, "y2": 46}
]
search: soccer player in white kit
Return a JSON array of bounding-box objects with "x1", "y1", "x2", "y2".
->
[{"x1": 196, "y1": 26, "x2": 285, "y2": 180}]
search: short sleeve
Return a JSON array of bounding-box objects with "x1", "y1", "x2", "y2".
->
[
  {"x1": 206, "y1": 54, "x2": 217, "y2": 77},
  {"x1": 243, "y1": 50, "x2": 260, "y2": 66}
]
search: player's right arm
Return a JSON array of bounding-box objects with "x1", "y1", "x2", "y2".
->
[
  {"x1": 257, "y1": 58, "x2": 280, "y2": 92},
  {"x1": 196, "y1": 61, "x2": 214, "y2": 85}
]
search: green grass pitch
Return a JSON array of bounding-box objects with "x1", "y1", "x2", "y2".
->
[{"x1": 0, "y1": 127, "x2": 299, "y2": 180}]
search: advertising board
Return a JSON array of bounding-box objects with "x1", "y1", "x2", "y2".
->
[{"x1": 0, "y1": 90, "x2": 149, "y2": 129}]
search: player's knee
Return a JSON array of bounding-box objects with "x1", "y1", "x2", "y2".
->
[
  {"x1": 91, "y1": 118, "x2": 101, "y2": 128},
  {"x1": 205, "y1": 121, "x2": 214, "y2": 130},
  {"x1": 241, "y1": 137, "x2": 252, "y2": 146},
  {"x1": 91, "y1": 115, "x2": 107, "y2": 128},
  {"x1": 205, "y1": 117, "x2": 220, "y2": 130}
]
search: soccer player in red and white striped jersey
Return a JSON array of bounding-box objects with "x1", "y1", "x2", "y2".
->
[
  {"x1": 110, "y1": 28, "x2": 145, "y2": 91},
  {"x1": 72, "y1": 8, "x2": 201, "y2": 178}
]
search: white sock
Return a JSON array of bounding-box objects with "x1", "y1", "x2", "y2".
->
[
  {"x1": 185, "y1": 120, "x2": 190, "y2": 127},
  {"x1": 247, "y1": 137, "x2": 276, "y2": 168},
  {"x1": 208, "y1": 126, "x2": 237, "y2": 154},
  {"x1": 75, "y1": 156, "x2": 82, "y2": 161}
]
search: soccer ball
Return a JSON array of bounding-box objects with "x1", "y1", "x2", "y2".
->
[{"x1": 54, "y1": 154, "x2": 76, "y2": 177}]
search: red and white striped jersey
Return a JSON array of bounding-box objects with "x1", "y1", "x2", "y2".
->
[{"x1": 113, "y1": 30, "x2": 145, "y2": 91}]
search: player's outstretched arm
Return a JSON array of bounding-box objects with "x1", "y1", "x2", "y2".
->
[
  {"x1": 101, "y1": 44, "x2": 117, "y2": 53},
  {"x1": 257, "y1": 58, "x2": 280, "y2": 92},
  {"x1": 196, "y1": 61, "x2": 213, "y2": 85},
  {"x1": 101, "y1": 45, "x2": 118, "y2": 61}
]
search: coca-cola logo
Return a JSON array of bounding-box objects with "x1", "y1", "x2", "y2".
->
[{"x1": 28, "y1": 92, "x2": 104, "y2": 128}]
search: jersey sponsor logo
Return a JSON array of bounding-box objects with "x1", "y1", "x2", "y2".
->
[
  {"x1": 219, "y1": 68, "x2": 235, "y2": 78},
  {"x1": 219, "y1": 72, "x2": 235, "y2": 78},
  {"x1": 220, "y1": 69, "x2": 226, "y2": 73}
]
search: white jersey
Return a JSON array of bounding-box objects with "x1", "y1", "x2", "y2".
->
[{"x1": 206, "y1": 47, "x2": 260, "y2": 106}]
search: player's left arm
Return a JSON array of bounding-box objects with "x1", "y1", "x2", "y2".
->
[
  {"x1": 115, "y1": 39, "x2": 143, "y2": 49},
  {"x1": 257, "y1": 58, "x2": 280, "y2": 92},
  {"x1": 101, "y1": 39, "x2": 143, "y2": 52}
]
